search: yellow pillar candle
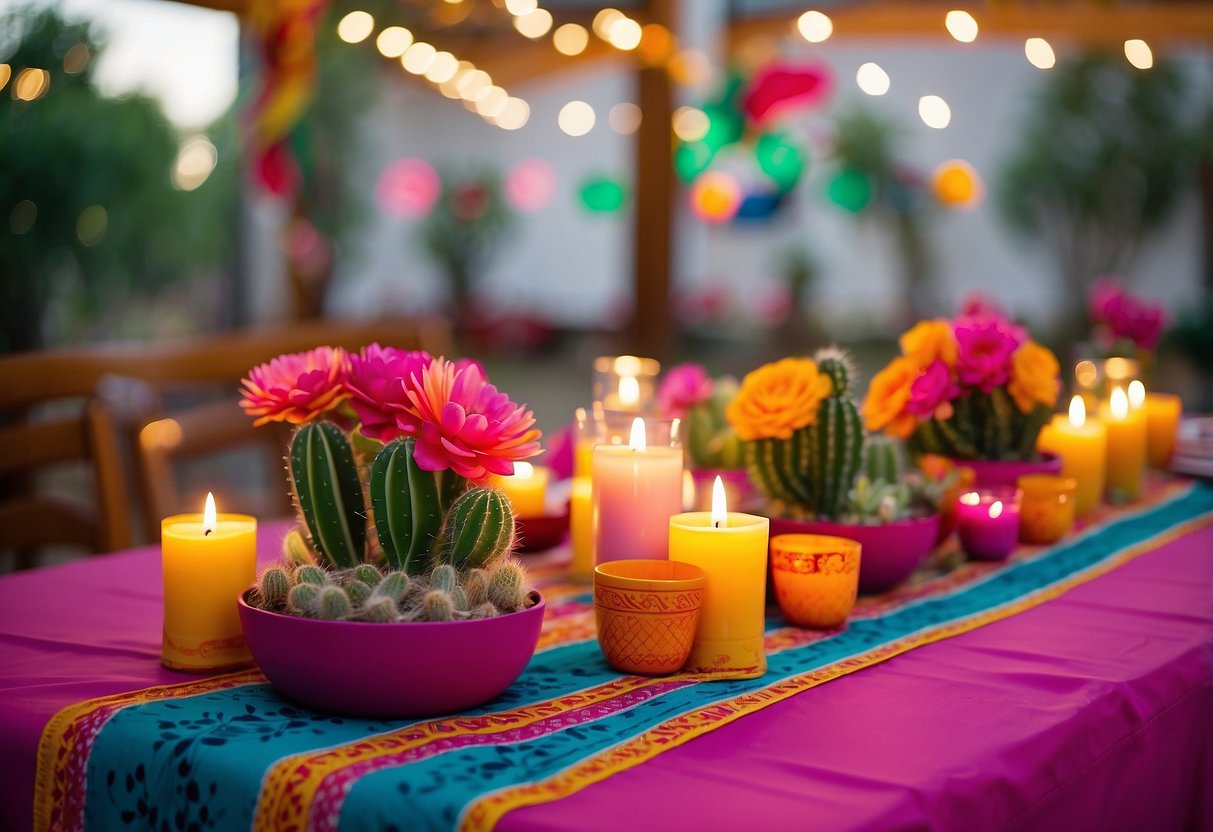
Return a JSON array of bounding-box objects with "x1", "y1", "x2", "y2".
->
[
  {"x1": 1036, "y1": 395, "x2": 1107, "y2": 517},
  {"x1": 1142, "y1": 391, "x2": 1182, "y2": 469},
  {"x1": 1101, "y1": 387, "x2": 1147, "y2": 502},
  {"x1": 570, "y1": 477, "x2": 594, "y2": 578},
  {"x1": 669, "y1": 477, "x2": 769, "y2": 680},
  {"x1": 489, "y1": 462, "x2": 549, "y2": 518},
  {"x1": 161, "y1": 493, "x2": 256, "y2": 672}
]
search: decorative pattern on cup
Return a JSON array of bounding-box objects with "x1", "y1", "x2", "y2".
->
[
  {"x1": 770, "y1": 534, "x2": 861, "y2": 630},
  {"x1": 593, "y1": 559, "x2": 707, "y2": 676}
]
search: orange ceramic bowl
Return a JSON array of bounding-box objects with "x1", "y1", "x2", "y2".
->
[
  {"x1": 770, "y1": 534, "x2": 861, "y2": 630},
  {"x1": 593, "y1": 559, "x2": 706, "y2": 676}
]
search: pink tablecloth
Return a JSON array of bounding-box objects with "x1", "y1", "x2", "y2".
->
[{"x1": 2, "y1": 520, "x2": 1212, "y2": 831}]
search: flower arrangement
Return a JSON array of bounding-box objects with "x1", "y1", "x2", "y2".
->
[
  {"x1": 239, "y1": 344, "x2": 542, "y2": 622},
  {"x1": 657, "y1": 363, "x2": 743, "y2": 470},
  {"x1": 1088, "y1": 277, "x2": 1165, "y2": 357},
  {"x1": 862, "y1": 314, "x2": 1061, "y2": 461}
]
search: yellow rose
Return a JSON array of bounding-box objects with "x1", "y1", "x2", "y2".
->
[
  {"x1": 861, "y1": 356, "x2": 918, "y2": 438},
  {"x1": 726, "y1": 358, "x2": 833, "y2": 441},
  {"x1": 1008, "y1": 340, "x2": 1060, "y2": 413},
  {"x1": 899, "y1": 319, "x2": 957, "y2": 369}
]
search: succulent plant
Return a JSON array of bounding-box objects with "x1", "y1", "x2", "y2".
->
[
  {"x1": 375, "y1": 571, "x2": 409, "y2": 604},
  {"x1": 287, "y1": 582, "x2": 320, "y2": 616},
  {"x1": 423, "y1": 590, "x2": 455, "y2": 622},
  {"x1": 487, "y1": 559, "x2": 527, "y2": 612},
  {"x1": 435, "y1": 487, "x2": 516, "y2": 570},
  {"x1": 359, "y1": 596, "x2": 398, "y2": 623},
  {"x1": 344, "y1": 580, "x2": 373, "y2": 607},
  {"x1": 430, "y1": 563, "x2": 458, "y2": 594},
  {"x1": 288, "y1": 422, "x2": 367, "y2": 569},
  {"x1": 352, "y1": 563, "x2": 382, "y2": 586},
  {"x1": 317, "y1": 585, "x2": 353, "y2": 620},
  {"x1": 296, "y1": 564, "x2": 328, "y2": 586},
  {"x1": 256, "y1": 566, "x2": 291, "y2": 611},
  {"x1": 842, "y1": 475, "x2": 912, "y2": 525},
  {"x1": 370, "y1": 439, "x2": 468, "y2": 575},
  {"x1": 744, "y1": 348, "x2": 863, "y2": 521}
]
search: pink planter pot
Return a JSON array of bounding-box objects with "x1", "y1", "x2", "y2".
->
[
  {"x1": 769, "y1": 514, "x2": 941, "y2": 595},
  {"x1": 955, "y1": 454, "x2": 1062, "y2": 488},
  {"x1": 238, "y1": 590, "x2": 545, "y2": 718}
]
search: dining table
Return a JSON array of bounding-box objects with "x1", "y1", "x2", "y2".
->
[{"x1": 1, "y1": 475, "x2": 1211, "y2": 832}]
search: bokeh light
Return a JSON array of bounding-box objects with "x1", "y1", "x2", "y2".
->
[
  {"x1": 945, "y1": 10, "x2": 978, "y2": 43},
  {"x1": 424, "y1": 51, "x2": 458, "y2": 83},
  {"x1": 856, "y1": 62, "x2": 890, "y2": 96},
  {"x1": 63, "y1": 43, "x2": 89, "y2": 74},
  {"x1": 637, "y1": 24, "x2": 674, "y2": 65},
  {"x1": 515, "y1": 9, "x2": 554, "y2": 39},
  {"x1": 1024, "y1": 38, "x2": 1056, "y2": 69},
  {"x1": 375, "y1": 27, "x2": 413, "y2": 58},
  {"x1": 336, "y1": 11, "x2": 374, "y2": 44},
  {"x1": 496, "y1": 98, "x2": 531, "y2": 130},
  {"x1": 455, "y1": 68, "x2": 491, "y2": 99},
  {"x1": 931, "y1": 159, "x2": 983, "y2": 208},
  {"x1": 609, "y1": 102, "x2": 641, "y2": 134},
  {"x1": 918, "y1": 95, "x2": 951, "y2": 129},
  {"x1": 505, "y1": 159, "x2": 556, "y2": 211},
  {"x1": 10, "y1": 200, "x2": 36, "y2": 234},
  {"x1": 0, "y1": 64, "x2": 11, "y2": 93},
  {"x1": 690, "y1": 172, "x2": 742, "y2": 223},
  {"x1": 402, "y1": 42, "x2": 438, "y2": 75},
  {"x1": 796, "y1": 11, "x2": 832, "y2": 43},
  {"x1": 580, "y1": 176, "x2": 628, "y2": 213},
  {"x1": 827, "y1": 169, "x2": 872, "y2": 213},
  {"x1": 76, "y1": 205, "x2": 107, "y2": 246},
  {"x1": 593, "y1": 8, "x2": 625, "y2": 40},
  {"x1": 558, "y1": 100, "x2": 596, "y2": 136},
  {"x1": 672, "y1": 107, "x2": 709, "y2": 143},
  {"x1": 553, "y1": 23, "x2": 589, "y2": 56},
  {"x1": 475, "y1": 86, "x2": 508, "y2": 118},
  {"x1": 172, "y1": 135, "x2": 218, "y2": 191},
  {"x1": 607, "y1": 17, "x2": 642, "y2": 50},
  {"x1": 1124, "y1": 39, "x2": 1153, "y2": 70},
  {"x1": 505, "y1": 0, "x2": 537, "y2": 15},
  {"x1": 13, "y1": 68, "x2": 49, "y2": 102},
  {"x1": 376, "y1": 158, "x2": 441, "y2": 217}
]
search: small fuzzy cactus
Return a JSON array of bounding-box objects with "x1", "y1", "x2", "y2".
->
[
  {"x1": 287, "y1": 583, "x2": 320, "y2": 616},
  {"x1": 463, "y1": 568, "x2": 489, "y2": 607},
  {"x1": 359, "y1": 595, "x2": 398, "y2": 623},
  {"x1": 256, "y1": 566, "x2": 291, "y2": 611},
  {"x1": 344, "y1": 580, "x2": 373, "y2": 607},
  {"x1": 296, "y1": 564, "x2": 328, "y2": 586},
  {"x1": 352, "y1": 563, "x2": 382, "y2": 587},
  {"x1": 487, "y1": 559, "x2": 527, "y2": 612},
  {"x1": 281, "y1": 528, "x2": 316, "y2": 566},
  {"x1": 288, "y1": 422, "x2": 367, "y2": 569},
  {"x1": 375, "y1": 571, "x2": 409, "y2": 605},
  {"x1": 467, "y1": 602, "x2": 500, "y2": 619},
  {"x1": 423, "y1": 590, "x2": 454, "y2": 622},
  {"x1": 450, "y1": 585, "x2": 469, "y2": 611},
  {"x1": 435, "y1": 487, "x2": 516, "y2": 570},
  {"x1": 430, "y1": 563, "x2": 458, "y2": 594},
  {"x1": 317, "y1": 585, "x2": 352, "y2": 620}
]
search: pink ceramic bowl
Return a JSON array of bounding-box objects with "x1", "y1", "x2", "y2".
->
[
  {"x1": 769, "y1": 514, "x2": 940, "y2": 595},
  {"x1": 237, "y1": 589, "x2": 544, "y2": 718}
]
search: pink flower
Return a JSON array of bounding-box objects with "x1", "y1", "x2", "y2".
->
[
  {"x1": 404, "y1": 358, "x2": 542, "y2": 480},
  {"x1": 958, "y1": 290, "x2": 1004, "y2": 320},
  {"x1": 906, "y1": 360, "x2": 960, "y2": 418},
  {"x1": 346, "y1": 344, "x2": 434, "y2": 442},
  {"x1": 1088, "y1": 277, "x2": 1125, "y2": 324},
  {"x1": 239, "y1": 346, "x2": 350, "y2": 427},
  {"x1": 1091, "y1": 279, "x2": 1165, "y2": 352},
  {"x1": 954, "y1": 318, "x2": 1020, "y2": 393},
  {"x1": 658, "y1": 364, "x2": 715, "y2": 419}
]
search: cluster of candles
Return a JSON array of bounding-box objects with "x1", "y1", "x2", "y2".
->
[{"x1": 956, "y1": 374, "x2": 1182, "y2": 561}]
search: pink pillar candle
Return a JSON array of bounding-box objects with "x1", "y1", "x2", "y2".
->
[
  {"x1": 592, "y1": 422, "x2": 683, "y2": 564},
  {"x1": 957, "y1": 487, "x2": 1022, "y2": 561}
]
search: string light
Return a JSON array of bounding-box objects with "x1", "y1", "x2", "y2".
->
[
  {"x1": 336, "y1": 11, "x2": 374, "y2": 44},
  {"x1": 607, "y1": 17, "x2": 642, "y2": 50},
  {"x1": 0, "y1": 64, "x2": 11, "y2": 93},
  {"x1": 12, "y1": 68, "x2": 49, "y2": 101},
  {"x1": 553, "y1": 23, "x2": 589, "y2": 56},
  {"x1": 672, "y1": 106, "x2": 709, "y2": 142},
  {"x1": 63, "y1": 44, "x2": 89, "y2": 74},
  {"x1": 496, "y1": 98, "x2": 531, "y2": 130},
  {"x1": 593, "y1": 8, "x2": 625, "y2": 40},
  {"x1": 558, "y1": 100, "x2": 596, "y2": 136},
  {"x1": 796, "y1": 11, "x2": 832, "y2": 43},
  {"x1": 945, "y1": 10, "x2": 978, "y2": 43},
  {"x1": 609, "y1": 102, "x2": 641, "y2": 134},
  {"x1": 515, "y1": 9, "x2": 554, "y2": 39},
  {"x1": 856, "y1": 62, "x2": 890, "y2": 96},
  {"x1": 1124, "y1": 39, "x2": 1153, "y2": 69},
  {"x1": 504, "y1": 0, "x2": 537, "y2": 15},
  {"x1": 918, "y1": 95, "x2": 951, "y2": 129},
  {"x1": 1024, "y1": 38, "x2": 1056, "y2": 69},
  {"x1": 76, "y1": 205, "x2": 107, "y2": 247},
  {"x1": 424, "y1": 51, "x2": 458, "y2": 83},
  {"x1": 172, "y1": 135, "x2": 218, "y2": 191},
  {"x1": 401, "y1": 42, "x2": 437, "y2": 75},
  {"x1": 375, "y1": 27, "x2": 413, "y2": 58}
]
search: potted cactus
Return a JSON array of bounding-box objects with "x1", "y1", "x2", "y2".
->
[
  {"x1": 726, "y1": 348, "x2": 941, "y2": 594},
  {"x1": 657, "y1": 363, "x2": 749, "y2": 510},
  {"x1": 235, "y1": 345, "x2": 546, "y2": 717}
]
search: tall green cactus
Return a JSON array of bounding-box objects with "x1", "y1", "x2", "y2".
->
[
  {"x1": 370, "y1": 439, "x2": 468, "y2": 574},
  {"x1": 435, "y1": 487, "x2": 516, "y2": 570},
  {"x1": 288, "y1": 422, "x2": 366, "y2": 569},
  {"x1": 863, "y1": 435, "x2": 906, "y2": 485}
]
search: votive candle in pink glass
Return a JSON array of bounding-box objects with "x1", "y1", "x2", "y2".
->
[
  {"x1": 957, "y1": 487, "x2": 1022, "y2": 561},
  {"x1": 592, "y1": 418, "x2": 683, "y2": 564}
]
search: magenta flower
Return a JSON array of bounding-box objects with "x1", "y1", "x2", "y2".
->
[
  {"x1": 958, "y1": 290, "x2": 1004, "y2": 320},
  {"x1": 1088, "y1": 277, "x2": 1125, "y2": 324},
  {"x1": 955, "y1": 318, "x2": 1020, "y2": 393},
  {"x1": 404, "y1": 358, "x2": 542, "y2": 480},
  {"x1": 240, "y1": 346, "x2": 350, "y2": 427},
  {"x1": 346, "y1": 344, "x2": 434, "y2": 442},
  {"x1": 1090, "y1": 278, "x2": 1165, "y2": 352},
  {"x1": 657, "y1": 363, "x2": 715, "y2": 419},
  {"x1": 906, "y1": 360, "x2": 960, "y2": 418}
]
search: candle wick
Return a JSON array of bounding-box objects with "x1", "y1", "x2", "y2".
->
[
  {"x1": 204, "y1": 529, "x2": 212, "y2": 537},
  {"x1": 714, "y1": 520, "x2": 721, "y2": 529}
]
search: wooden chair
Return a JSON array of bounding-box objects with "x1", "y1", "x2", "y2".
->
[{"x1": 0, "y1": 367, "x2": 134, "y2": 567}]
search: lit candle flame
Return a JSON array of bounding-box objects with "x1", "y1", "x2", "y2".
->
[
  {"x1": 989, "y1": 499, "x2": 1004, "y2": 520},
  {"x1": 1110, "y1": 387, "x2": 1129, "y2": 420},
  {"x1": 513, "y1": 461, "x2": 534, "y2": 479},
  {"x1": 959, "y1": 491, "x2": 980, "y2": 506},
  {"x1": 711, "y1": 474, "x2": 728, "y2": 529},
  {"x1": 1127, "y1": 380, "x2": 1145, "y2": 410},
  {"x1": 203, "y1": 492, "x2": 217, "y2": 536},
  {"x1": 1068, "y1": 395, "x2": 1086, "y2": 428},
  {"x1": 629, "y1": 416, "x2": 646, "y2": 452},
  {"x1": 618, "y1": 374, "x2": 640, "y2": 407}
]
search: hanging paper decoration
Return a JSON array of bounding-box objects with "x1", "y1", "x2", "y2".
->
[
  {"x1": 246, "y1": 0, "x2": 327, "y2": 197},
  {"x1": 742, "y1": 62, "x2": 833, "y2": 128},
  {"x1": 376, "y1": 158, "x2": 442, "y2": 218},
  {"x1": 931, "y1": 159, "x2": 984, "y2": 208},
  {"x1": 505, "y1": 159, "x2": 557, "y2": 212},
  {"x1": 826, "y1": 168, "x2": 873, "y2": 213},
  {"x1": 690, "y1": 171, "x2": 742, "y2": 223},
  {"x1": 579, "y1": 176, "x2": 629, "y2": 213},
  {"x1": 755, "y1": 133, "x2": 806, "y2": 191},
  {"x1": 674, "y1": 142, "x2": 715, "y2": 184}
]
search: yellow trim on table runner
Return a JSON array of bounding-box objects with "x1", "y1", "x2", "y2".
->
[
  {"x1": 458, "y1": 512, "x2": 1213, "y2": 832},
  {"x1": 33, "y1": 669, "x2": 265, "y2": 832}
]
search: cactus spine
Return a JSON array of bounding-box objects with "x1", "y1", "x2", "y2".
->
[
  {"x1": 296, "y1": 564, "x2": 327, "y2": 586},
  {"x1": 317, "y1": 585, "x2": 352, "y2": 620},
  {"x1": 423, "y1": 590, "x2": 454, "y2": 621},
  {"x1": 256, "y1": 567, "x2": 291, "y2": 610},
  {"x1": 435, "y1": 487, "x2": 516, "y2": 570},
  {"x1": 487, "y1": 559, "x2": 527, "y2": 612},
  {"x1": 370, "y1": 439, "x2": 452, "y2": 575},
  {"x1": 288, "y1": 422, "x2": 366, "y2": 569},
  {"x1": 287, "y1": 583, "x2": 320, "y2": 616}
]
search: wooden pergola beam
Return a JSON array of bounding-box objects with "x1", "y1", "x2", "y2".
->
[{"x1": 730, "y1": 2, "x2": 1213, "y2": 47}]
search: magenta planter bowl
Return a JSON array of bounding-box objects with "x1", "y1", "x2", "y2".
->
[
  {"x1": 237, "y1": 590, "x2": 545, "y2": 718},
  {"x1": 769, "y1": 514, "x2": 941, "y2": 595},
  {"x1": 956, "y1": 454, "x2": 1062, "y2": 488}
]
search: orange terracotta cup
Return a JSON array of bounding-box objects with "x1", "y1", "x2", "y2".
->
[
  {"x1": 770, "y1": 534, "x2": 861, "y2": 630},
  {"x1": 594, "y1": 559, "x2": 706, "y2": 676},
  {"x1": 1017, "y1": 474, "x2": 1077, "y2": 545}
]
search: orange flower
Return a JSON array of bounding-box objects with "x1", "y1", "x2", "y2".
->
[
  {"x1": 726, "y1": 358, "x2": 832, "y2": 441},
  {"x1": 1008, "y1": 340, "x2": 1060, "y2": 413},
  {"x1": 899, "y1": 319, "x2": 957, "y2": 369},
  {"x1": 862, "y1": 356, "x2": 918, "y2": 438}
]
